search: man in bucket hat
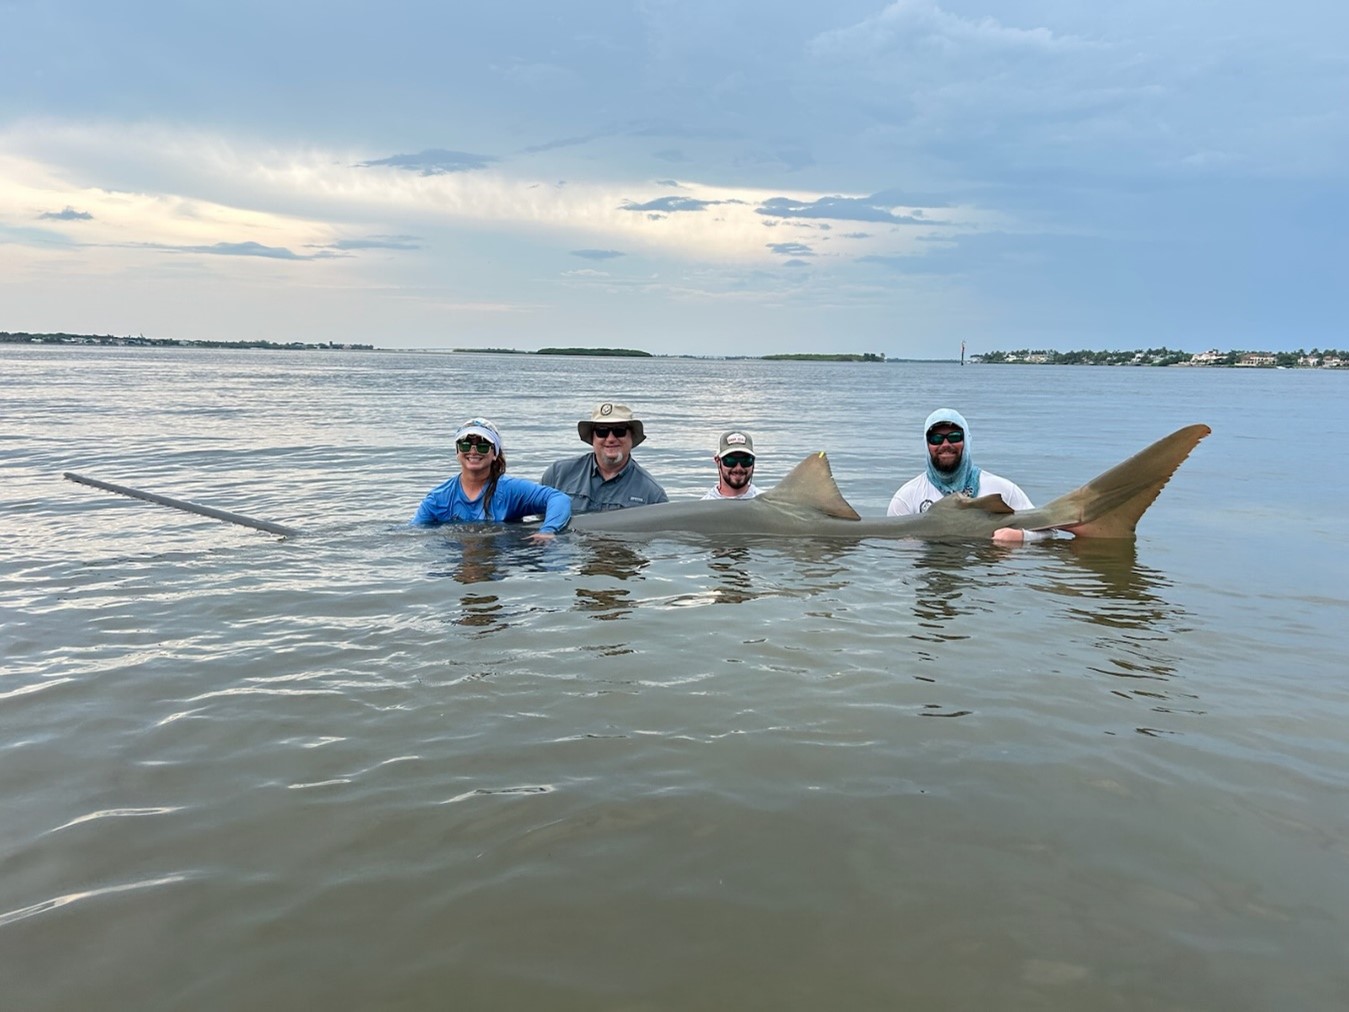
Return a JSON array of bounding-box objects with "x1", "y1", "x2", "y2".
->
[
  {"x1": 540, "y1": 402, "x2": 668, "y2": 513},
  {"x1": 701, "y1": 430, "x2": 761, "y2": 500}
]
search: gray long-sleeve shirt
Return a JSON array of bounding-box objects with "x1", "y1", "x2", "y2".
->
[{"x1": 540, "y1": 452, "x2": 668, "y2": 513}]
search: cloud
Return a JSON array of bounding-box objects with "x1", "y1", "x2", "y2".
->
[
  {"x1": 517, "y1": 133, "x2": 606, "y2": 155},
  {"x1": 868, "y1": 187, "x2": 949, "y2": 209},
  {"x1": 320, "y1": 235, "x2": 422, "y2": 251},
  {"x1": 768, "y1": 242, "x2": 813, "y2": 256},
  {"x1": 809, "y1": 0, "x2": 1094, "y2": 76},
  {"x1": 358, "y1": 149, "x2": 497, "y2": 175},
  {"x1": 39, "y1": 206, "x2": 93, "y2": 221},
  {"x1": 757, "y1": 195, "x2": 936, "y2": 225},
  {"x1": 620, "y1": 195, "x2": 743, "y2": 213},
  {"x1": 146, "y1": 241, "x2": 343, "y2": 260},
  {"x1": 802, "y1": 2, "x2": 1142, "y2": 182},
  {"x1": 0, "y1": 222, "x2": 78, "y2": 246},
  {"x1": 0, "y1": 122, "x2": 982, "y2": 294}
]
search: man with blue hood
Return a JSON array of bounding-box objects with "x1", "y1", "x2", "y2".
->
[{"x1": 887, "y1": 409, "x2": 1047, "y2": 543}]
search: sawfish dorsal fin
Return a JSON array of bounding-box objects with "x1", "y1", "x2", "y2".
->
[
  {"x1": 928, "y1": 492, "x2": 1015, "y2": 516},
  {"x1": 761, "y1": 452, "x2": 861, "y2": 520}
]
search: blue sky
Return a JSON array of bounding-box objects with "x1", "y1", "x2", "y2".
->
[{"x1": 2, "y1": 0, "x2": 1344, "y2": 356}]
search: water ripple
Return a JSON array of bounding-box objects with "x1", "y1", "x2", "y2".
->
[
  {"x1": 52, "y1": 806, "x2": 182, "y2": 832},
  {"x1": 0, "y1": 874, "x2": 190, "y2": 929},
  {"x1": 443, "y1": 785, "x2": 556, "y2": 804}
]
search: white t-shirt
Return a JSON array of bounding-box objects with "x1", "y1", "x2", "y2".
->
[
  {"x1": 887, "y1": 471, "x2": 1052, "y2": 539},
  {"x1": 701, "y1": 483, "x2": 761, "y2": 501}
]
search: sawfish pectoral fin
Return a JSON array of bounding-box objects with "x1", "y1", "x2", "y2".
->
[
  {"x1": 1022, "y1": 423, "x2": 1211, "y2": 538},
  {"x1": 925, "y1": 492, "x2": 1016, "y2": 517},
  {"x1": 962, "y1": 493, "x2": 1015, "y2": 515}
]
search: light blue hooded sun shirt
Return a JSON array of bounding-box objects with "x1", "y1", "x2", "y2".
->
[{"x1": 923, "y1": 408, "x2": 982, "y2": 497}]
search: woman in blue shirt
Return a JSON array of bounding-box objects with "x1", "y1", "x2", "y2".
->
[{"x1": 412, "y1": 418, "x2": 571, "y2": 540}]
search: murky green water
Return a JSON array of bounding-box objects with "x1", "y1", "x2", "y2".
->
[{"x1": 3, "y1": 346, "x2": 1346, "y2": 1009}]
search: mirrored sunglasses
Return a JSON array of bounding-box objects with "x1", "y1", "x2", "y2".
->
[
  {"x1": 456, "y1": 437, "x2": 495, "y2": 454},
  {"x1": 926, "y1": 430, "x2": 965, "y2": 445}
]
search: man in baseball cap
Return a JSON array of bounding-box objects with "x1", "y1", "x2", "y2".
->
[{"x1": 701, "y1": 430, "x2": 761, "y2": 500}]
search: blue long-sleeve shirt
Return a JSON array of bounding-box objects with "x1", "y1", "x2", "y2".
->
[{"x1": 411, "y1": 474, "x2": 572, "y2": 533}]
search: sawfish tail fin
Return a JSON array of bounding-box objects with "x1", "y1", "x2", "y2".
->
[
  {"x1": 761, "y1": 452, "x2": 862, "y2": 520},
  {"x1": 1021, "y1": 424, "x2": 1211, "y2": 538}
]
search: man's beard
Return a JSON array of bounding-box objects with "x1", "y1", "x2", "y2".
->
[{"x1": 934, "y1": 449, "x2": 962, "y2": 475}]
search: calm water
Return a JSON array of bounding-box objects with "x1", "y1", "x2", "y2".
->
[{"x1": 3, "y1": 346, "x2": 1347, "y2": 1010}]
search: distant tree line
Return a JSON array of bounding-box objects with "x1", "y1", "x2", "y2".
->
[
  {"x1": 761, "y1": 352, "x2": 885, "y2": 362},
  {"x1": 1, "y1": 331, "x2": 374, "y2": 351},
  {"x1": 535, "y1": 347, "x2": 653, "y2": 357}
]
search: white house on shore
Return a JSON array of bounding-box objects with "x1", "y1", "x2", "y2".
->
[{"x1": 1189, "y1": 349, "x2": 1225, "y2": 365}]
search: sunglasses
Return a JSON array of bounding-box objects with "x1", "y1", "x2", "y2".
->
[
  {"x1": 926, "y1": 430, "x2": 965, "y2": 445},
  {"x1": 592, "y1": 425, "x2": 630, "y2": 439},
  {"x1": 456, "y1": 437, "x2": 495, "y2": 454},
  {"x1": 720, "y1": 453, "x2": 755, "y2": 468}
]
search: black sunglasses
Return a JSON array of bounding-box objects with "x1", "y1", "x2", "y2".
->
[
  {"x1": 456, "y1": 437, "x2": 495, "y2": 453},
  {"x1": 592, "y1": 425, "x2": 630, "y2": 439},
  {"x1": 926, "y1": 430, "x2": 965, "y2": 445},
  {"x1": 720, "y1": 453, "x2": 755, "y2": 468}
]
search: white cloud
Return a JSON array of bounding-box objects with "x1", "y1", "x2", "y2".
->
[
  {"x1": 812, "y1": 0, "x2": 1091, "y2": 59},
  {"x1": 0, "y1": 120, "x2": 991, "y2": 274}
]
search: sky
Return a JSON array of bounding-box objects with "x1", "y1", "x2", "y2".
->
[{"x1": 2, "y1": 0, "x2": 1345, "y2": 357}]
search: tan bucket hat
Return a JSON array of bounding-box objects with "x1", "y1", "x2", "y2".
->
[{"x1": 577, "y1": 402, "x2": 646, "y2": 446}]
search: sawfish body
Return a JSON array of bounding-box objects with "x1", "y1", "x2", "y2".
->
[{"x1": 571, "y1": 424, "x2": 1210, "y2": 541}]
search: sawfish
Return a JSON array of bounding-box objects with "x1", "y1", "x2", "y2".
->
[
  {"x1": 65, "y1": 424, "x2": 1208, "y2": 542},
  {"x1": 571, "y1": 424, "x2": 1210, "y2": 541}
]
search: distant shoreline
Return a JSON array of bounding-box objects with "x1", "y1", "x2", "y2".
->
[
  {"x1": 1, "y1": 332, "x2": 893, "y2": 361},
  {"x1": 976, "y1": 347, "x2": 1346, "y2": 369},
  {"x1": 2, "y1": 331, "x2": 376, "y2": 352},
  {"x1": 5, "y1": 332, "x2": 1341, "y2": 368}
]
